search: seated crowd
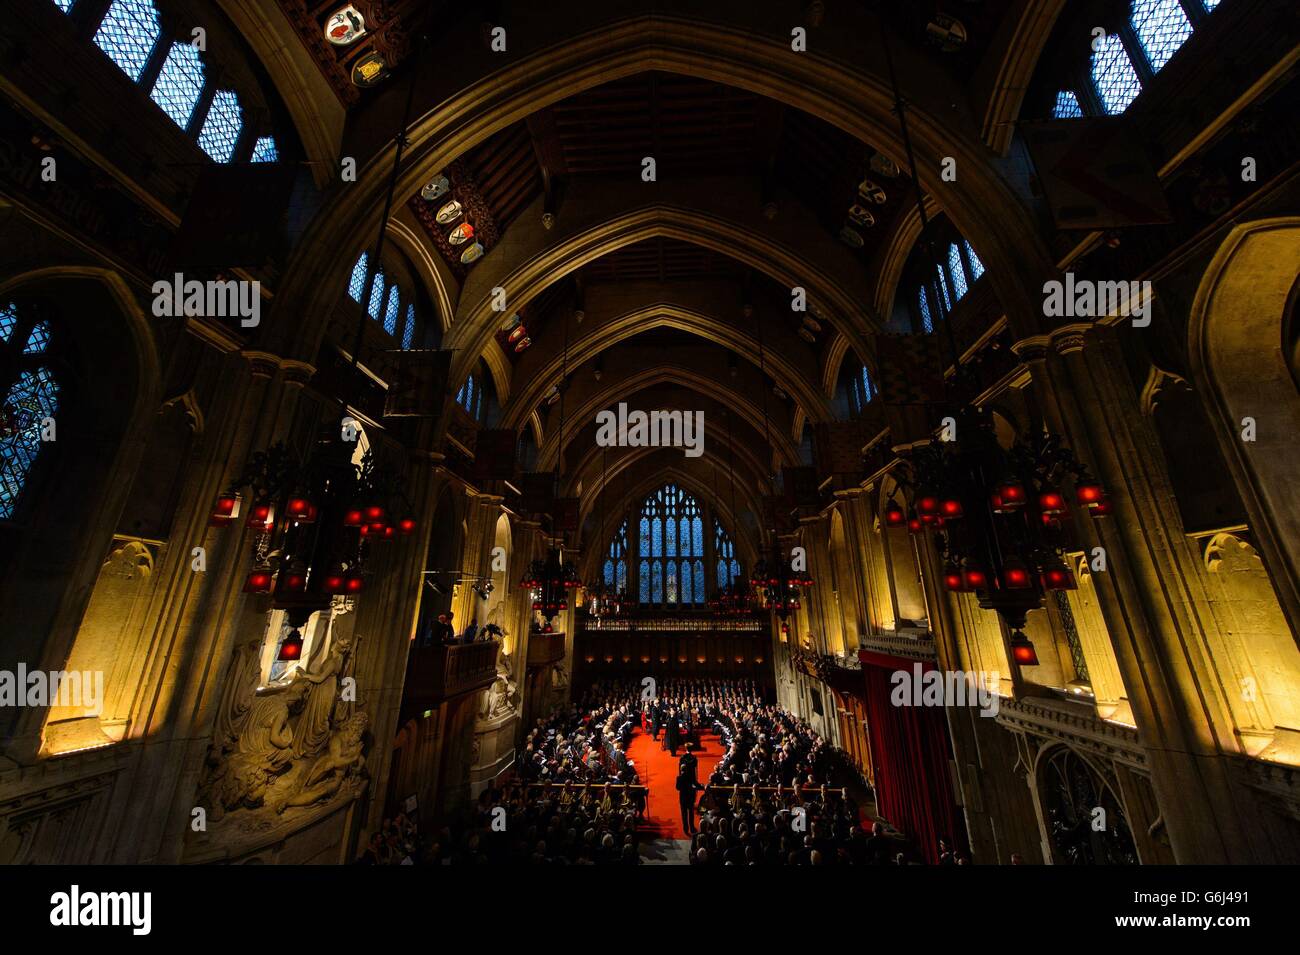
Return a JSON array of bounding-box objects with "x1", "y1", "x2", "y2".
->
[{"x1": 429, "y1": 682, "x2": 646, "y2": 864}]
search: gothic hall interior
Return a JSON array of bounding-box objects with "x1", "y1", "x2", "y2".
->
[{"x1": 3, "y1": 0, "x2": 1300, "y2": 881}]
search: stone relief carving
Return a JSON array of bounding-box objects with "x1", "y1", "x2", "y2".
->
[
  {"x1": 480, "y1": 651, "x2": 518, "y2": 721},
  {"x1": 199, "y1": 624, "x2": 368, "y2": 827}
]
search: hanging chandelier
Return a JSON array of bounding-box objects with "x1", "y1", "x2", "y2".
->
[
  {"x1": 210, "y1": 431, "x2": 415, "y2": 657},
  {"x1": 886, "y1": 406, "x2": 1109, "y2": 665},
  {"x1": 519, "y1": 547, "x2": 581, "y2": 626},
  {"x1": 750, "y1": 546, "x2": 813, "y2": 622}
]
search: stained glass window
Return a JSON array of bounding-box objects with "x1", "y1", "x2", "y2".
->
[
  {"x1": 53, "y1": 0, "x2": 76, "y2": 13},
  {"x1": 24, "y1": 323, "x2": 51, "y2": 355},
  {"x1": 935, "y1": 263, "x2": 952, "y2": 311},
  {"x1": 714, "y1": 518, "x2": 741, "y2": 590},
  {"x1": 964, "y1": 240, "x2": 985, "y2": 281},
  {"x1": 348, "y1": 253, "x2": 368, "y2": 302},
  {"x1": 457, "y1": 374, "x2": 476, "y2": 414},
  {"x1": 638, "y1": 484, "x2": 704, "y2": 605},
  {"x1": 603, "y1": 520, "x2": 629, "y2": 593},
  {"x1": 250, "y1": 136, "x2": 279, "y2": 163},
  {"x1": 197, "y1": 89, "x2": 243, "y2": 162},
  {"x1": 1091, "y1": 32, "x2": 1142, "y2": 114},
  {"x1": 93, "y1": 0, "x2": 161, "y2": 82},
  {"x1": 0, "y1": 305, "x2": 59, "y2": 520},
  {"x1": 917, "y1": 286, "x2": 933, "y2": 334},
  {"x1": 1202, "y1": 0, "x2": 1220, "y2": 8},
  {"x1": 947, "y1": 244, "x2": 969, "y2": 300},
  {"x1": 367, "y1": 270, "x2": 386, "y2": 319},
  {"x1": 149, "y1": 43, "x2": 206, "y2": 129},
  {"x1": 1052, "y1": 89, "x2": 1084, "y2": 119},
  {"x1": 402, "y1": 304, "x2": 416, "y2": 349},
  {"x1": 861, "y1": 365, "x2": 875, "y2": 404},
  {"x1": 0, "y1": 303, "x2": 16, "y2": 344},
  {"x1": 1132, "y1": 0, "x2": 1193, "y2": 73},
  {"x1": 382, "y1": 284, "x2": 400, "y2": 336}
]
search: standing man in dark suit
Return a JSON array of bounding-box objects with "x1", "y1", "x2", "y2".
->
[
  {"x1": 664, "y1": 710, "x2": 681, "y2": 756},
  {"x1": 676, "y1": 744, "x2": 703, "y2": 835}
]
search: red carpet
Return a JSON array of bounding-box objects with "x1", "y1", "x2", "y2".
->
[{"x1": 627, "y1": 726, "x2": 725, "y2": 839}]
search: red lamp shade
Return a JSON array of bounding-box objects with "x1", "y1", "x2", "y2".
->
[
  {"x1": 345, "y1": 575, "x2": 365, "y2": 594},
  {"x1": 1090, "y1": 497, "x2": 1114, "y2": 517},
  {"x1": 243, "y1": 570, "x2": 274, "y2": 594},
  {"x1": 884, "y1": 503, "x2": 906, "y2": 527},
  {"x1": 994, "y1": 481, "x2": 1026, "y2": 509},
  {"x1": 1038, "y1": 490, "x2": 1067, "y2": 514},
  {"x1": 343, "y1": 508, "x2": 364, "y2": 527},
  {"x1": 962, "y1": 567, "x2": 989, "y2": 590},
  {"x1": 920, "y1": 513, "x2": 937, "y2": 526},
  {"x1": 364, "y1": 505, "x2": 386, "y2": 523},
  {"x1": 383, "y1": 525, "x2": 395, "y2": 539},
  {"x1": 324, "y1": 573, "x2": 347, "y2": 594},
  {"x1": 1075, "y1": 482, "x2": 1105, "y2": 506},
  {"x1": 286, "y1": 497, "x2": 315, "y2": 522},
  {"x1": 209, "y1": 494, "x2": 239, "y2": 527},
  {"x1": 1001, "y1": 560, "x2": 1034, "y2": 589},
  {"x1": 907, "y1": 516, "x2": 924, "y2": 534},
  {"x1": 943, "y1": 566, "x2": 967, "y2": 592},
  {"x1": 940, "y1": 498, "x2": 964, "y2": 519},
  {"x1": 1010, "y1": 634, "x2": 1039, "y2": 666},
  {"x1": 398, "y1": 517, "x2": 417, "y2": 535},
  {"x1": 277, "y1": 571, "x2": 308, "y2": 593},
  {"x1": 1041, "y1": 564, "x2": 1077, "y2": 590},
  {"x1": 246, "y1": 503, "x2": 273, "y2": 531},
  {"x1": 277, "y1": 630, "x2": 305, "y2": 662},
  {"x1": 916, "y1": 495, "x2": 939, "y2": 515}
]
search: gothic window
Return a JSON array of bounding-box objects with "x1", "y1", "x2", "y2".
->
[
  {"x1": 947, "y1": 243, "x2": 969, "y2": 301},
  {"x1": 1052, "y1": 89, "x2": 1084, "y2": 118},
  {"x1": 714, "y1": 518, "x2": 742, "y2": 590},
  {"x1": 1202, "y1": 0, "x2": 1220, "y2": 8},
  {"x1": 1091, "y1": 31, "x2": 1142, "y2": 114},
  {"x1": 366, "y1": 269, "x2": 386, "y2": 320},
  {"x1": 250, "y1": 136, "x2": 279, "y2": 163},
  {"x1": 197, "y1": 89, "x2": 243, "y2": 162},
  {"x1": 53, "y1": 0, "x2": 76, "y2": 12},
  {"x1": 964, "y1": 239, "x2": 985, "y2": 281},
  {"x1": 1131, "y1": 0, "x2": 1194, "y2": 73},
  {"x1": 382, "y1": 285, "x2": 401, "y2": 337},
  {"x1": 917, "y1": 286, "x2": 934, "y2": 334},
  {"x1": 638, "y1": 484, "x2": 704, "y2": 606},
  {"x1": 149, "y1": 43, "x2": 206, "y2": 128},
  {"x1": 603, "y1": 520, "x2": 629, "y2": 593},
  {"x1": 348, "y1": 252, "x2": 368, "y2": 302},
  {"x1": 1039, "y1": 748, "x2": 1139, "y2": 864},
  {"x1": 457, "y1": 374, "x2": 480, "y2": 418},
  {"x1": 402, "y1": 303, "x2": 416, "y2": 350},
  {"x1": 93, "y1": 0, "x2": 161, "y2": 82},
  {"x1": 934, "y1": 263, "x2": 952, "y2": 311},
  {"x1": 0, "y1": 304, "x2": 60, "y2": 520}
]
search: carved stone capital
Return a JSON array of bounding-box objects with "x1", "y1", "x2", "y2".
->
[
  {"x1": 1050, "y1": 323, "x2": 1094, "y2": 355},
  {"x1": 239, "y1": 350, "x2": 283, "y2": 379},
  {"x1": 279, "y1": 359, "x2": 317, "y2": 387},
  {"x1": 1010, "y1": 335, "x2": 1052, "y2": 363}
]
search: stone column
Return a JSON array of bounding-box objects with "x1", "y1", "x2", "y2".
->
[{"x1": 1013, "y1": 326, "x2": 1258, "y2": 862}]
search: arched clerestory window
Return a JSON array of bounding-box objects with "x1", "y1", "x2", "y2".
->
[{"x1": 0, "y1": 303, "x2": 60, "y2": 520}]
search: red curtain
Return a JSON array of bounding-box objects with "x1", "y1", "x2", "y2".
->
[{"x1": 860, "y1": 650, "x2": 968, "y2": 864}]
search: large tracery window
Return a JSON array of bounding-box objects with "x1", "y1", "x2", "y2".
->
[
  {"x1": 0, "y1": 304, "x2": 60, "y2": 520},
  {"x1": 638, "y1": 484, "x2": 705, "y2": 606}
]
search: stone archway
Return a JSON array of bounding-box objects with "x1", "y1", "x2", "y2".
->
[{"x1": 1188, "y1": 217, "x2": 1300, "y2": 646}]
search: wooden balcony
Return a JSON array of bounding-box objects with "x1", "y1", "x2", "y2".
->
[
  {"x1": 526, "y1": 630, "x2": 566, "y2": 668},
  {"x1": 402, "y1": 641, "x2": 499, "y2": 718}
]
